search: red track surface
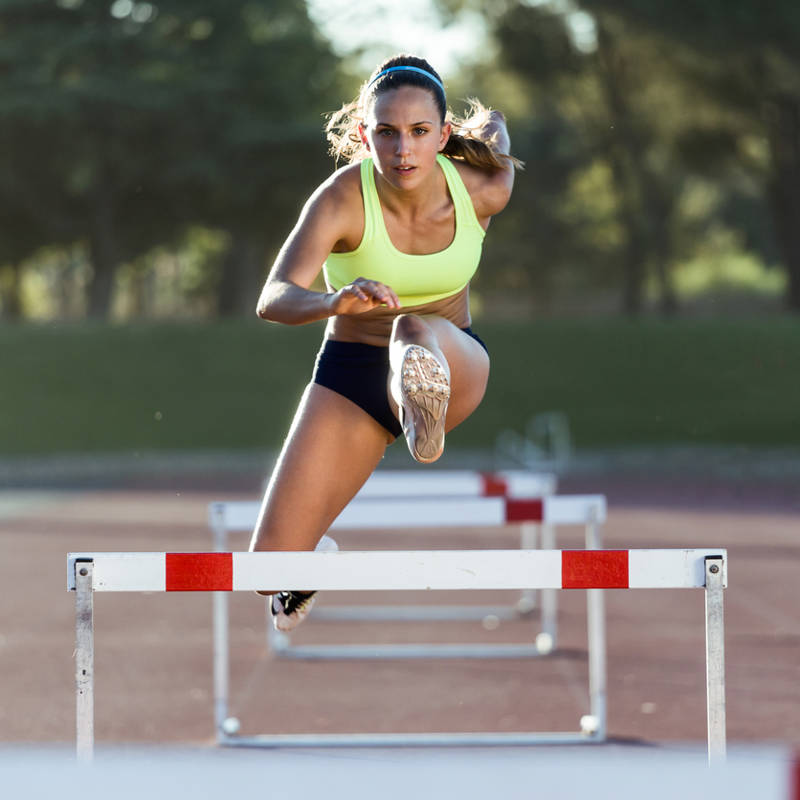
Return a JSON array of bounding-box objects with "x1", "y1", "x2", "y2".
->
[{"x1": 1, "y1": 480, "x2": 798, "y2": 747}]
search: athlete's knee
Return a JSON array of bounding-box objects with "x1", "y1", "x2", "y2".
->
[{"x1": 391, "y1": 313, "x2": 429, "y2": 341}]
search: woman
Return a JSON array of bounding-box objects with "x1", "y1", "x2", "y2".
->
[{"x1": 249, "y1": 54, "x2": 519, "y2": 631}]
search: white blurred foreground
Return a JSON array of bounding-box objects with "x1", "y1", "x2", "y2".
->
[{"x1": 1, "y1": 745, "x2": 796, "y2": 800}]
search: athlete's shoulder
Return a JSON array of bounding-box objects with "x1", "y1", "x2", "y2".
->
[
  {"x1": 296, "y1": 161, "x2": 366, "y2": 252},
  {"x1": 301, "y1": 160, "x2": 364, "y2": 224},
  {"x1": 318, "y1": 160, "x2": 363, "y2": 203}
]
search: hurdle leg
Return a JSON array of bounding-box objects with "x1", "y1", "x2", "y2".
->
[
  {"x1": 583, "y1": 519, "x2": 607, "y2": 739},
  {"x1": 704, "y1": 556, "x2": 727, "y2": 764},
  {"x1": 539, "y1": 523, "x2": 557, "y2": 651},
  {"x1": 516, "y1": 522, "x2": 539, "y2": 614},
  {"x1": 213, "y1": 591, "x2": 230, "y2": 739},
  {"x1": 75, "y1": 560, "x2": 94, "y2": 762},
  {"x1": 211, "y1": 516, "x2": 232, "y2": 740}
]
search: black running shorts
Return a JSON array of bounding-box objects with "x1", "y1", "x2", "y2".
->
[{"x1": 312, "y1": 328, "x2": 488, "y2": 439}]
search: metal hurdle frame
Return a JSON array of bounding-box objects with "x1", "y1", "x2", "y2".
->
[
  {"x1": 68, "y1": 548, "x2": 727, "y2": 763},
  {"x1": 212, "y1": 493, "x2": 604, "y2": 660},
  {"x1": 211, "y1": 469, "x2": 559, "y2": 630},
  {"x1": 210, "y1": 493, "x2": 604, "y2": 660}
]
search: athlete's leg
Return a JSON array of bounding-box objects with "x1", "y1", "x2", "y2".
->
[
  {"x1": 388, "y1": 314, "x2": 490, "y2": 460},
  {"x1": 249, "y1": 382, "x2": 392, "y2": 578},
  {"x1": 420, "y1": 316, "x2": 490, "y2": 430}
]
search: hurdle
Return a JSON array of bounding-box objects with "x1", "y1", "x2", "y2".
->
[
  {"x1": 67, "y1": 548, "x2": 727, "y2": 763},
  {"x1": 213, "y1": 469, "x2": 558, "y2": 627},
  {"x1": 211, "y1": 493, "x2": 603, "y2": 659}
]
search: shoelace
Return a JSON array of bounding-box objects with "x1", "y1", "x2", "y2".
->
[{"x1": 272, "y1": 590, "x2": 316, "y2": 616}]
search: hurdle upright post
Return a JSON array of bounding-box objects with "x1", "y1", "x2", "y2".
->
[
  {"x1": 585, "y1": 514, "x2": 607, "y2": 739},
  {"x1": 74, "y1": 560, "x2": 95, "y2": 762},
  {"x1": 704, "y1": 555, "x2": 726, "y2": 764},
  {"x1": 210, "y1": 504, "x2": 231, "y2": 739}
]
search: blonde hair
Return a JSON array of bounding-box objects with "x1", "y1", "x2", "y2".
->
[{"x1": 325, "y1": 55, "x2": 523, "y2": 172}]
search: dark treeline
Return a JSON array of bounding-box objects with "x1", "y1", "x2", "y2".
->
[{"x1": 0, "y1": 0, "x2": 798, "y2": 319}]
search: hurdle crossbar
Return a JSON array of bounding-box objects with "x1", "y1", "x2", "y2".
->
[
  {"x1": 210, "y1": 495, "x2": 594, "y2": 533},
  {"x1": 344, "y1": 469, "x2": 557, "y2": 498},
  {"x1": 68, "y1": 548, "x2": 727, "y2": 763}
]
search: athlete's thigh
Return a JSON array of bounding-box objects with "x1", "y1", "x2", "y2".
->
[
  {"x1": 250, "y1": 383, "x2": 391, "y2": 552},
  {"x1": 422, "y1": 316, "x2": 490, "y2": 430}
]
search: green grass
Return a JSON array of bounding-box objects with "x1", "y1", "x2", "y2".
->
[{"x1": 1, "y1": 316, "x2": 798, "y2": 456}]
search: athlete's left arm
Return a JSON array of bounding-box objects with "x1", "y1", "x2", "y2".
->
[{"x1": 458, "y1": 111, "x2": 517, "y2": 225}]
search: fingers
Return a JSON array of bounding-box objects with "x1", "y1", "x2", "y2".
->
[{"x1": 345, "y1": 278, "x2": 401, "y2": 310}]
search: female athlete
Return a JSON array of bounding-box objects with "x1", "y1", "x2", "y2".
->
[{"x1": 249, "y1": 54, "x2": 519, "y2": 631}]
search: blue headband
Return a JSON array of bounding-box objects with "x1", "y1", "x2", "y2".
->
[{"x1": 367, "y1": 66, "x2": 445, "y2": 95}]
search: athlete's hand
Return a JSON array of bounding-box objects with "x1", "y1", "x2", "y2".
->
[{"x1": 330, "y1": 277, "x2": 401, "y2": 315}]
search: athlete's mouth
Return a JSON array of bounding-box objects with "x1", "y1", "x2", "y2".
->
[{"x1": 395, "y1": 164, "x2": 416, "y2": 173}]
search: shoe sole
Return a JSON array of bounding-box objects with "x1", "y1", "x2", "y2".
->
[
  {"x1": 398, "y1": 345, "x2": 450, "y2": 463},
  {"x1": 272, "y1": 592, "x2": 316, "y2": 632}
]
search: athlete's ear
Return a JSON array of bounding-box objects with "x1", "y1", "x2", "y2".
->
[
  {"x1": 438, "y1": 121, "x2": 452, "y2": 152},
  {"x1": 358, "y1": 123, "x2": 370, "y2": 150}
]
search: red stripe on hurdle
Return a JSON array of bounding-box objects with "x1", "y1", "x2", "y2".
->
[
  {"x1": 505, "y1": 498, "x2": 544, "y2": 522},
  {"x1": 166, "y1": 553, "x2": 233, "y2": 591},
  {"x1": 480, "y1": 472, "x2": 508, "y2": 497},
  {"x1": 562, "y1": 550, "x2": 629, "y2": 589},
  {"x1": 791, "y1": 754, "x2": 800, "y2": 800}
]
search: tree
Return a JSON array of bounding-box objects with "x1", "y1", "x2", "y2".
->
[
  {"x1": 579, "y1": 0, "x2": 800, "y2": 311},
  {"x1": 436, "y1": 0, "x2": 691, "y2": 313},
  {"x1": 0, "y1": 0, "x2": 341, "y2": 318}
]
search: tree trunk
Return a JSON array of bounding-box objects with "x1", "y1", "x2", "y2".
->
[
  {"x1": 595, "y1": 25, "x2": 678, "y2": 316},
  {"x1": 86, "y1": 181, "x2": 120, "y2": 319},
  {"x1": 764, "y1": 94, "x2": 800, "y2": 312},
  {"x1": 648, "y1": 185, "x2": 678, "y2": 316},
  {"x1": 596, "y1": 30, "x2": 647, "y2": 314},
  {"x1": 0, "y1": 262, "x2": 23, "y2": 319},
  {"x1": 618, "y1": 195, "x2": 648, "y2": 315},
  {"x1": 216, "y1": 232, "x2": 267, "y2": 317}
]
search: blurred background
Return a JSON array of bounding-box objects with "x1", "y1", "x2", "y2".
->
[
  {"x1": 1, "y1": 0, "x2": 799, "y2": 489},
  {"x1": 1, "y1": 1, "x2": 798, "y2": 759}
]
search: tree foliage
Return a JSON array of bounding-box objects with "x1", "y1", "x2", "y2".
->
[
  {"x1": 438, "y1": 0, "x2": 796, "y2": 313},
  {"x1": 1, "y1": 1, "x2": 797, "y2": 318},
  {"x1": 0, "y1": 0, "x2": 341, "y2": 317}
]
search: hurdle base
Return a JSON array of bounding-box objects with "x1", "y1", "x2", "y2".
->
[
  {"x1": 270, "y1": 642, "x2": 555, "y2": 660},
  {"x1": 218, "y1": 730, "x2": 606, "y2": 749},
  {"x1": 311, "y1": 603, "x2": 536, "y2": 622}
]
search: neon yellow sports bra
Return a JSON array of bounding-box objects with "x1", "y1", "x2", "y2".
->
[{"x1": 324, "y1": 154, "x2": 486, "y2": 307}]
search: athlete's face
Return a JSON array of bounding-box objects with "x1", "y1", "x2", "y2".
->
[{"x1": 362, "y1": 86, "x2": 451, "y2": 189}]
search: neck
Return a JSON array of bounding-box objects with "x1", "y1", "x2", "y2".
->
[{"x1": 373, "y1": 157, "x2": 445, "y2": 216}]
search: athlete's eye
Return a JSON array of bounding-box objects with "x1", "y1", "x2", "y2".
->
[
  {"x1": 378, "y1": 129, "x2": 394, "y2": 137},
  {"x1": 414, "y1": 127, "x2": 429, "y2": 136}
]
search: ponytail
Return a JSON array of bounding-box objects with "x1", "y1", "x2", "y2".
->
[{"x1": 444, "y1": 98, "x2": 524, "y2": 172}]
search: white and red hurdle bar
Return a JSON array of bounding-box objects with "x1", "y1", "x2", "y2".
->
[{"x1": 68, "y1": 547, "x2": 727, "y2": 763}]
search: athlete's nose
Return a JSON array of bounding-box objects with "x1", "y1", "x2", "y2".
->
[{"x1": 395, "y1": 133, "x2": 411, "y2": 157}]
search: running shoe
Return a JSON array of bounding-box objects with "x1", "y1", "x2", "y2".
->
[
  {"x1": 271, "y1": 590, "x2": 317, "y2": 632},
  {"x1": 395, "y1": 344, "x2": 450, "y2": 463},
  {"x1": 269, "y1": 535, "x2": 338, "y2": 632}
]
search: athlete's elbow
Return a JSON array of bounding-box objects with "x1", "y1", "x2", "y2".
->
[
  {"x1": 256, "y1": 283, "x2": 281, "y2": 321},
  {"x1": 256, "y1": 296, "x2": 270, "y2": 320},
  {"x1": 256, "y1": 297, "x2": 299, "y2": 325},
  {"x1": 256, "y1": 302, "x2": 286, "y2": 323}
]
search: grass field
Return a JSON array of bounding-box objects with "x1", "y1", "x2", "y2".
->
[{"x1": 1, "y1": 316, "x2": 798, "y2": 456}]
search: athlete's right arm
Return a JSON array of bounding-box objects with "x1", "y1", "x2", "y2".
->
[{"x1": 256, "y1": 170, "x2": 400, "y2": 324}]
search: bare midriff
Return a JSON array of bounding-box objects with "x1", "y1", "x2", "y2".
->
[{"x1": 324, "y1": 286, "x2": 471, "y2": 348}]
